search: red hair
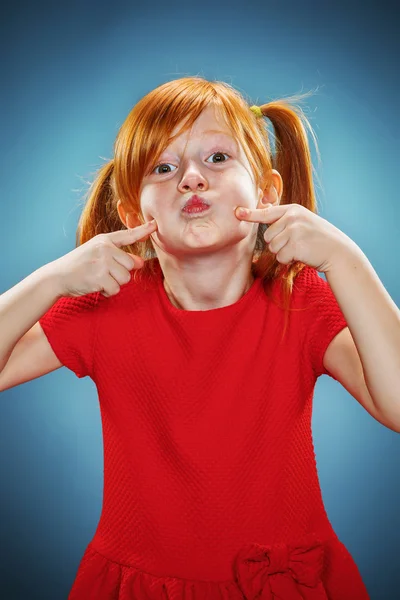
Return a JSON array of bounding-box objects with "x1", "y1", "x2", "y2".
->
[{"x1": 76, "y1": 77, "x2": 322, "y2": 341}]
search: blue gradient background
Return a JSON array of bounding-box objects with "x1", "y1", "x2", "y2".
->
[{"x1": 0, "y1": 1, "x2": 399, "y2": 598}]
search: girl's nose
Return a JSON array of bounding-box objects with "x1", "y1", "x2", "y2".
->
[{"x1": 178, "y1": 163, "x2": 208, "y2": 192}]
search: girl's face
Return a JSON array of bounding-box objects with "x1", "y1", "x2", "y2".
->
[{"x1": 139, "y1": 105, "x2": 265, "y2": 259}]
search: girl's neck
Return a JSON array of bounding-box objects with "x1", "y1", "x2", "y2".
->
[{"x1": 162, "y1": 271, "x2": 255, "y2": 311}]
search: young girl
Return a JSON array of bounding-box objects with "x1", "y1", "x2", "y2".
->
[{"x1": 1, "y1": 76, "x2": 399, "y2": 599}]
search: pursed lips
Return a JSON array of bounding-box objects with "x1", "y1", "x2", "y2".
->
[{"x1": 182, "y1": 195, "x2": 211, "y2": 210}]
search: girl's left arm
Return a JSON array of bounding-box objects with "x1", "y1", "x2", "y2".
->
[{"x1": 325, "y1": 244, "x2": 400, "y2": 430}]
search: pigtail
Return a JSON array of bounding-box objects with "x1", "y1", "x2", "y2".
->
[
  {"x1": 252, "y1": 93, "x2": 321, "y2": 343},
  {"x1": 76, "y1": 159, "x2": 120, "y2": 247}
]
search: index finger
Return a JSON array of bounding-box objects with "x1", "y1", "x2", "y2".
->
[
  {"x1": 235, "y1": 204, "x2": 280, "y2": 223},
  {"x1": 108, "y1": 220, "x2": 158, "y2": 248}
]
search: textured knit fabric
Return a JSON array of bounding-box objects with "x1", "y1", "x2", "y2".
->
[{"x1": 39, "y1": 258, "x2": 370, "y2": 599}]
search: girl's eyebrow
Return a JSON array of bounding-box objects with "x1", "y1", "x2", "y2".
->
[
  {"x1": 161, "y1": 131, "x2": 238, "y2": 158},
  {"x1": 202, "y1": 129, "x2": 236, "y2": 139},
  {"x1": 200, "y1": 130, "x2": 239, "y2": 149}
]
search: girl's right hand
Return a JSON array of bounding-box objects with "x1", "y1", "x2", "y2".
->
[{"x1": 51, "y1": 220, "x2": 158, "y2": 298}]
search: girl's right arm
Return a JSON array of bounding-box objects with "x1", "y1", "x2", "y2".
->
[
  {"x1": 0, "y1": 265, "x2": 64, "y2": 375},
  {"x1": 0, "y1": 220, "x2": 158, "y2": 389}
]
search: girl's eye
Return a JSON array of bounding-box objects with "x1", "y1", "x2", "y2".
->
[
  {"x1": 153, "y1": 163, "x2": 177, "y2": 175},
  {"x1": 205, "y1": 151, "x2": 230, "y2": 164},
  {"x1": 152, "y1": 151, "x2": 230, "y2": 175}
]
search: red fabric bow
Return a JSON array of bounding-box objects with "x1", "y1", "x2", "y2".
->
[{"x1": 234, "y1": 533, "x2": 329, "y2": 599}]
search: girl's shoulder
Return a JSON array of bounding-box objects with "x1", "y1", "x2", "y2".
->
[{"x1": 291, "y1": 265, "x2": 331, "y2": 305}]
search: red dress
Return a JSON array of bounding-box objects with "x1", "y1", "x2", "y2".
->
[{"x1": 39, "y1": 258, "x2": 370, "y2": 599}]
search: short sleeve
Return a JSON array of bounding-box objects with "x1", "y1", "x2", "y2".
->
[
  {"x1": 297, "y1": 267, "x2": 348, "y2": 380},
  {"x1": 39, "y1": 292, "x2": 101, "y2": 379}
]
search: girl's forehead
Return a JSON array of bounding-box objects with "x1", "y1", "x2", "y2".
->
[{"x1": 171, "y1": 105, "x2": 235, "y2": 141}]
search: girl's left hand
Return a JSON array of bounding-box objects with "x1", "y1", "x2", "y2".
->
[{"x1": 235, "y1": 202, "x2": 358, "y2": 274}]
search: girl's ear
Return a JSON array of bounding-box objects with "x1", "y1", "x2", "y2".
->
[
  {"x1": 117, "y1": 200, "x2": 142, "y2": 229},
  {"x1": 257, "y1": 169, "x2": 283, "y2": 209},
  {"x1": 270, "y1": 169, "x2": 283, "y2": 201}
]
